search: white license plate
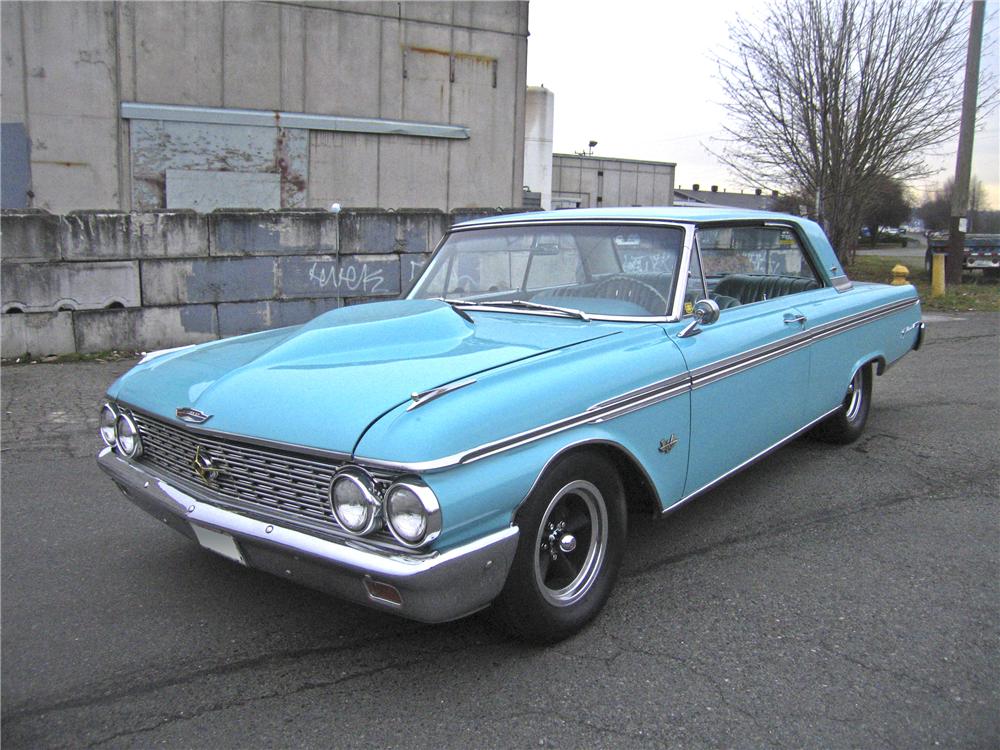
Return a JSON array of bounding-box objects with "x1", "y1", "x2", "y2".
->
[{"x1": 191, "y1": 523, "x2": 247, "y2": 566}]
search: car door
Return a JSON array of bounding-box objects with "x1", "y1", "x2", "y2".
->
[{"x1": 668, "y1": 224, "x2": 819, "y2": 500}]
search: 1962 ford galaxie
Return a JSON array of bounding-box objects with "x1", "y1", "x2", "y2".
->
[{"x1": 97, "y1": 207, "x2": 925, "y2": 641}]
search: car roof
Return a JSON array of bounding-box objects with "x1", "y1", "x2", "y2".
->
[{"x1": 453, "y1": 206, "x2": 803, "y2": 228}]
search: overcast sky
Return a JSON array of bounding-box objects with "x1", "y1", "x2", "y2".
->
[{"x1": 526, "y1": 0, "x2": 1000, "y2": 208}]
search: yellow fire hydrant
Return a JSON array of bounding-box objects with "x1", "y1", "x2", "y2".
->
[
  {"x1": 891, "y1": 264, "x2": 910, "y2": 286},
  {"x1": 931, "y1": 253, "x2": 946, "y2": 297}
]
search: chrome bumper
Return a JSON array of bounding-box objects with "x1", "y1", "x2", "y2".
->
[{"x1": 96, "y1": 448, "x2": 519, "y2": 623}]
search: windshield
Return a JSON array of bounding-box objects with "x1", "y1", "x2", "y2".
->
[{"x1": 408, "y1": 224, "x2": 685, "y2": 319}]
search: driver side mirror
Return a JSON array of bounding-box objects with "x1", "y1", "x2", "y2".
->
[{"x1": 678, "y1": 298, "x2": 720, "y2": 338}]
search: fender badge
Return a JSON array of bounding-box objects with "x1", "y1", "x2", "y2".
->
[
  {"x1": 176, "y1": 407, "x2": 212, "y2": 424},
  {"x1": 658, "y1": 435, "x2": 679, "y2": 454}
]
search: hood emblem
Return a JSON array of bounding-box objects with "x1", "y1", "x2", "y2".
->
[
  {"x1": 177, "y1": 407, "x2": 212, "y2": 424},
  {"x1": 192, "y1": 445, "x2": 227, "y2": 485},
  {"x1": 407, "y1": 378, "x2": 477, "y2": 412}
]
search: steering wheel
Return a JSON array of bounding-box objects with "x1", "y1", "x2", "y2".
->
[{"x1": 592, "y1": 275, "x2": 670, "y2": 315}]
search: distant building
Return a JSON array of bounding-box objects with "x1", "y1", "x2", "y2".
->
[
  {"x1": 674, "y1": 185, "x2": 779, "y2": 211},
  {"x1": 0, "y1": 1, "x2": 529, "y2": 213},
  {"x1": 550, "y1": 154, "x2": 675, "y2": 209},
  {"x1": 521, "y1": 86, "x2": 675, "y2": 210}
]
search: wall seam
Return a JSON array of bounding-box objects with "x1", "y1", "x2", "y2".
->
[
  {"x1": 112, "y1": 2, "x2": 128, "y2": 210},
  {"x1": 220, "y1": 2, "x2": 226, "y2": 106},
  {"x1": 278, "y1": 5, "x2": 284, "y2": 106},
  {"x1": 18, "y1": 2, "x2": 32, "y2": 206},
  {"x1": 510, "y1": 4, "x2": 525, "y2": 207},
  {"x1": 376, "y1": 15, "x2": 383, "y2": 209},
  {"x1": 445, "y1": 4, "x2": 455, "y2": 211}
]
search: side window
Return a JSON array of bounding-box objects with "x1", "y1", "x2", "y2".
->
[{"x1": 696, "y1": 225, "x2": 820, "y2": 307}]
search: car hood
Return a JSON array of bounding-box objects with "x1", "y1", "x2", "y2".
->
[{"x1": 109, "y1": 299, "x2": 619, "y2": 454}]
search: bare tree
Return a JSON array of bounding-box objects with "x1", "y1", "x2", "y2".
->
[{"x1": 715, "y1": 0, "x2": 987, "y2": 263}]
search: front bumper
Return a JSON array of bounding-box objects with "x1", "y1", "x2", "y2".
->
[{"x1": 97, "y1": 448, "x2": 519, "y2": 623}]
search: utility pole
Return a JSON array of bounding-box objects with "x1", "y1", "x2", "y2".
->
[{"x1": 947, "y1": 0, "x2": 985, "y2": 285}]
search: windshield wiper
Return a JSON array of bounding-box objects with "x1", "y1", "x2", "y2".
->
[
  {"x1": 461, "y1": 298, "x2": 591, "y2": 321},
  {"x1": 437, "y1": 298, "x2": 475, "y2": 323}
]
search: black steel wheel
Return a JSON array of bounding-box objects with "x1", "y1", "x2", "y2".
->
[{"x1": 492, "y1": 451, "x2": 626, "y2": 643}]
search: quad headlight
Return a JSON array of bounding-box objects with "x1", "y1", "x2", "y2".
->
[
  {"x1": 99, "y1": 403, "x2": 118, "y2": 447},
  {"x1": 114, "y1": 412, "x2": 143, "y2": 458},
  {"x1": 329, "y1": 468, "x2": 382, "y2": 535},
  {"x1": 385, "y1": 481, "x2": 441, "y2": 547}
]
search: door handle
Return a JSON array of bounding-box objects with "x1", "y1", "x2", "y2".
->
[{"x1": 783, "y1": 313, "x2": 807, "y2": 325}]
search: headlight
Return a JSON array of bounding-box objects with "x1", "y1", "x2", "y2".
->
[
  {"x1": 115, "y1": 412, "x2": 142, "y2": 458},
  {"x1": 99, "y1": 403, "x2": 117, "y2": 446},
  {"x1": 385, "y1": 482, "x2": 441, "y2": 547},
  {"x1": 329, "y1": 468, "x2": 381, "y2": 535}
]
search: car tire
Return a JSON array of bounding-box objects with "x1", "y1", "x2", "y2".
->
[
  {"x1": 491, "y1": 451, "x2": 626, "y2": 643},
  {"x1": 812, "y1": 364, "x2": 873, "y2": 444}
]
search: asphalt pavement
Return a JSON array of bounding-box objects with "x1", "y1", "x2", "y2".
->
[{"x1": 2, "y1": 312, "x2": 997, "y2": 749}]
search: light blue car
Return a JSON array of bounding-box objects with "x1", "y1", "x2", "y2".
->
[{"x1": 97, "y1": 207, "x2": 925, "y2": 642}]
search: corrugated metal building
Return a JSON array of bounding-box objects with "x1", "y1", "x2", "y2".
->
[{"x1": 0, "y1": 1, "x2": 528, "y2": 213}]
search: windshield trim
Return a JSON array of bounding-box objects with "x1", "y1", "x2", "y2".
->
[{"x1": 408, "y1": 220, "x2": 694, "y2": 323}]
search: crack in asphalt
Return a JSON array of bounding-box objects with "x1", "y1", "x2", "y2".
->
[
  {"x1": 1, "y1": 626, "x2": 426, "y2": 724},
  {"x1": 600, "y1": 632, "x2": 785, "y2": 749},
  {"x1": 815, "y1": 640, "x2": 950, "y2": 698},
  {"x1": 84, "y1": 657, "x2": 422, "y2": 749},
  {"x1": 622, "y1": 488, "x2": 929, "y2": 581},
  {"x1": 6, "y1": 628, "x2": 512, "y2": 749}
]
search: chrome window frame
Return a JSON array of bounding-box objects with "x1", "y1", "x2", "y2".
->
[{"x1": 407, "y1": 219, "x2": 696, "y2": 323}]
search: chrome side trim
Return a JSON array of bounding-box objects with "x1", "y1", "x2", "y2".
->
[
  {"x1": 586, "y1": 373, "x2": 691, "y2": 420},
  {"x1": 357, "y1": 297, "x2": 919, "y2": 473},
  {"x1": 663, "y1": 405, "x2": 842, "y2": 515},
  {"x1": 408, "y1": 379, "x2": 477, "y2": 411},
  {"x1": 688, "y1": 297, "x2": 917, "y2": 390},
  {"x1": 690, "y1": 332, "x2": 812, "y2": 390},
  {"x1": 356, "y1": 375, "x2": 695, "y2": 474}
]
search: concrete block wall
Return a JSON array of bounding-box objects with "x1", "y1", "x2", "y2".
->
[{"x1": 1, "y1": 207, "x2": 523, "y2": 356}]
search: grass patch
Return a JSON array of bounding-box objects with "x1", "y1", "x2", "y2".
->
[{"x1": 847, "y1": 255, "x2": 1000, "y2": 312}]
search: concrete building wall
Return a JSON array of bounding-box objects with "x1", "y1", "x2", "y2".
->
[
  {"x1": 523, "y1": 86, "x2": 555, "y2": 209},
  {"x1": 551, "y1": 154, "x2": 676, "y2": 209},
  {"x1": 0, "y1": 1, "x2": 528, "y2": 214},
  {"x1": 1, "y1": 206, "x2": 526, "y2": 356}
]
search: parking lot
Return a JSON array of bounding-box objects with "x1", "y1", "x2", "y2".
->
[{"x1": 2, "y1": 312, "x2": 997, "y2": 749}]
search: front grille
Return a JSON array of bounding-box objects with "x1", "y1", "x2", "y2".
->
[{"x1": 128, "y1": 410, "x2": 398, "y2": 545}]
